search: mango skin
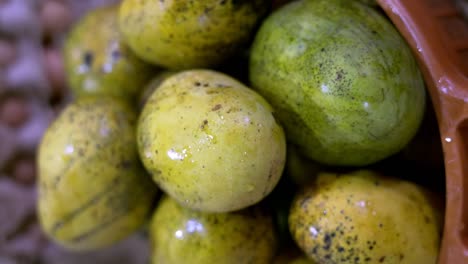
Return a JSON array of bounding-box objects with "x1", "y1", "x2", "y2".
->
[
  {"x1": 64, "y1": 5, "x2": 156, "y2": 103},
  {"x1": 149, "y1": 196, "x2": 278, "y2": 264},
  {"x1": 37, "y1": 97, "x2": 157, "y2": 250},
  {"x1": 137, "y1": 69, "x2": 286, "y2": 212},
  {"x1": 249, "y1": 0, "x2": 426, "y2": 166},
  {"x1": 289, "y1": 170, "x2": 442, "y2": 264},
  {"x1": 119, "y1": 0, "x2": 269, "y2": 69}
]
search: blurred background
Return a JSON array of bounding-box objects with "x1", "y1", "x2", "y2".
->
[{"x1": 0, "y1": 0, "x2": 150, "y2": 263}]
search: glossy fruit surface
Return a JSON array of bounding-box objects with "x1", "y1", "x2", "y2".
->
[
  {"x1": 137, "y1": 69, "x2": 286, "y2": 212},
  {"x1": 249, "y1": 0, "x2": 426, "y2": 166}
]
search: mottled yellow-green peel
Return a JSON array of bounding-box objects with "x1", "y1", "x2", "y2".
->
[
  {"x1": 289, "y1": 170, "x2": 442, "y2": 264},
  {"x1": 137, "y1": 69, "x2": 286, "y2": 212},
  {"x1": 38, "y1": 97, "x2": 157, "y2": 250},
  {"x1": 119, "y1": 0, "x2": 270, "y2": 69},
  {"x1": 249, "y1": 0, "x2": 426, "y2": 166},
  {"x1": 150, "y1": 196, "x2": 278, "y2": 264},
  {"x1": 64, "y1": 4, "x2": 156, "y2": 103}
]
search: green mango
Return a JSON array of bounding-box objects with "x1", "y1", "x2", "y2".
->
[
  {"x1": 249, "y1": 0, "x2": 426, "y2": 166},
  {"x1": 289, "y1": 170, "x2": 442, "y2": 264},
  {"x1": 149, "y1": 196, "x2": 278, "y2": 264},
  {"x1": 137, "y1": 69, "x2": 286, "y2": 212},
  {"x1": 64, "y1": 5, "x2": 156, "y2": 104},
  {"x1": 37, "y1": 97, "x2": 157, "y2": 250},
  {"x1": 119, "y1": 0, "x2": 270, "y2": 69}
]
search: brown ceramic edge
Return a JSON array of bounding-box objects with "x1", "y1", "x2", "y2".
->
[{"x1": 377, "y1": 1, "x2": 468, "y2": 264}]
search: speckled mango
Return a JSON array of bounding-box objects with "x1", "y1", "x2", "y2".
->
[
  {"x1": 249, "y1": 0, "x2": 426, "y2": 166},
  {"x1": 137, "y1": 69, "x2": 286, "y2": 212},
  {"x1": 289, "y1": 170, "x2": 442, "y2": 264},
  {"x1": 37, "y1": 97, "x2": 157, "y2": 250},
  {"x1": 119, "y1": 0, "x2": 270, "y2": 69},
  {"x1": 149, "y1": 196, "x2": 278, "y2": 264},
  {"x1": 64, "y1": 4, "x2": 156, "y2": 103}
]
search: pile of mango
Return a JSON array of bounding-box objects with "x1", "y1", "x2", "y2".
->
[{"x1": 37, "y1": 0, "x2": 445, "y2": 263}]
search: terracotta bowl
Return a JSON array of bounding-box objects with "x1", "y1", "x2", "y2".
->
[{"x1": 377, "y1": 0, "x2": 468, "y2": 263}]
